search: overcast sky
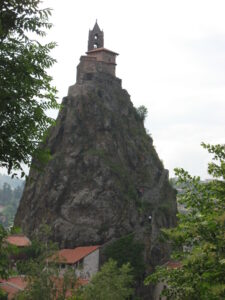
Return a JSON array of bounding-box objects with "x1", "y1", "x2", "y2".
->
[{"x1": 38, "y1": 0, "x2": 225, "y2": 179}]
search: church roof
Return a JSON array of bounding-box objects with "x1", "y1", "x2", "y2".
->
[{"x1": 86, "y1": 47, "x2": 118, "y2": 56}]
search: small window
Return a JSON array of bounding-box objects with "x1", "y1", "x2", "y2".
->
[
  {"x1": 94, "y1": 34, "x2": 98, "y2": 40},
  {"x1": 94, "y1": 43, "x2": 98, "y2": 48}
]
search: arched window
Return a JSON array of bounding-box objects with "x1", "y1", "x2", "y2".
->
[
  {"x1": 94, "y1": 43, "x2": 98, "y2": 48},
  {"x1": 94, "y1": 34, "x2": 98, "y2": 40}
]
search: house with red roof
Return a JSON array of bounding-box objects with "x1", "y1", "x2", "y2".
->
[
  {"x1": 0, "y1": 276, "x2": 88, "y2": 299},
  {"x1": 0, "y1": 276, "x2": 27, "y2": 300},
  {"x1": 49, "y1": 245, "x2": 100, "y2": 279},
  {"x1": 153, "y1": 260, "x2": 182, "y2": 300},
  {"x1": 5, "y1": 235, "x2": 31, "y2": 247},
  {"x1": 3, "y1": 235, "x2": 32, "y2": 266}
]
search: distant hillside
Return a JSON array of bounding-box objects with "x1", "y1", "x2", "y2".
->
[
  {"x1": 170, "y1": 177, "x2": 212, "y2": 214},
  {"x1": 0, "y1": 173, "x2": 24, "y2": 228},
  {"x1": 0, "y1": 174, "x2": 24, "y2": 189}
]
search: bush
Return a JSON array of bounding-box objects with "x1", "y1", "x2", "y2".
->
[
  {"x1": 136, "y1": 105, "x2": 148, "y2": 121},
  {"x1": 104, "y1": 233, "x2": 145, "y2": 280}
]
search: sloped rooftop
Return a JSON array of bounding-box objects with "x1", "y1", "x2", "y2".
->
[
  {"x1": 0, "y1": 276, "x2": 26, "y2": 300},
  {"x1": 86, "y1": 47, "x2": 118, "y2": 55},
  {"x1": 50, "y1": 245, "x2": 100, "y2": 265},
  {"x1": 5, "y1": 235, "x2": 31, "y2": 247},
  {"x1": 0, "y1": 276, "x2": 88, "y2": 299},
  {"x1": 164, "y1": 261, "x2": 182, "y2": 269}
]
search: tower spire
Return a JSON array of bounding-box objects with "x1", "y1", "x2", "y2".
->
[{"x1": 88, "y1": 21, "x2": 104, "y2": 51}]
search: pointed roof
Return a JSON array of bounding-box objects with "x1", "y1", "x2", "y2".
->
[{"x1": 92, "y1": 20, "x2": 101, "y2": 32}]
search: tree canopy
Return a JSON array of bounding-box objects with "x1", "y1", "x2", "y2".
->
[
  {"x1": 76, "y1": 259, "x2": 134, "y2": 300},
  {"x1": 136, "y1": 105, "x2": 148, "y2": 121},
  {"x1": 104, "y1": 233, "x2": 145, "y2": 280},
  {"x1": 145, "y1": 143, "x2": 225, "y2": 300},
  {"x1": 0, "y1": 0, "x2": 58, "y2": 176}
]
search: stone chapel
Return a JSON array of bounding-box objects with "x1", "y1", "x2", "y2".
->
[{"x1": 76, "y1": 21, "x2": 119, "y2": 83}]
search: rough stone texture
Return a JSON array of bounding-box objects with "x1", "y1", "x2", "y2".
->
[{"x1": 15, "y1": 71, "x2": 177, "y2": 287}]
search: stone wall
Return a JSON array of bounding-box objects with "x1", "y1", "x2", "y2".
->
[
  {"x1": 75, "y1": 249, "x2": 99, "y2": 279},
  {"x1": 88, "y1": 51, "x2": 116, "y2": 64},
  {"x1": 153, "y1": 282, "x2": 167, "y2": 300},
  {"x1": 76, "y1": 55, "x2": 116, "y2": 83}
]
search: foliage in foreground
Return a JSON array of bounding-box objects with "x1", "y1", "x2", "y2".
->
[
  {"x1": 17, "y1": 264, "x2": 77, "y2": 300},
  {"x1": 145, "y1": 143, "x2": 225, "y2": 300},
  {"x1": 0, "y1": 224, "x2": 134, "y2": 299},
  {"x1": 104, "y1": 233, "x2": 145, "y2": 280},
  {"x1": 74, "y1": 259, "x2": 134, "y2": 300},
  {"x1": 0, "y1": 0, "x2": 58, "y2": 175},
  {"x1": 13, "y1": 224, "x2": 77, "y2": 300}
]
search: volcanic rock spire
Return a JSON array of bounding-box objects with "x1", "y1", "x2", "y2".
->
[{"x1": 15, "y1": 24, "x2": 177, "y2": 282}]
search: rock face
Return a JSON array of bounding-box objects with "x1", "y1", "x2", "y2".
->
[
  {"x1": 15, "y1": 24, "x2": 177, "y2": 291},
  {"x1": 15, "y1": 71, "x2": 176, "y2": 264}
]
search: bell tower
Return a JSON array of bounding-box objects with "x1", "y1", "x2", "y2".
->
[
  {"x1": 88, "y1": 20, "x2": 104, "y2": 51},
  {"x1": 76, "y1": 22, "x2": 119, "y2": 83}
]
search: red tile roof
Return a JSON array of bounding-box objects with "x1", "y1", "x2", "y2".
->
[
  {"x1": 50, "y1": 245, "x2": 100, "y2": 265},
  {"x1": 0, "y1": 276, "x2": 27, "y2": 300},
  {"x1": 164, "y1": 261, "x2": 182, "y2": 269},
  {"x1": 0, "y1": 276, "x2": 88, "y2": 299},
  {"x1": 5, "y1": 235, "x2": 31, "y2": 247},
  {"x1": 53, "y1": 277, "x2": 89, "y2": 298}
]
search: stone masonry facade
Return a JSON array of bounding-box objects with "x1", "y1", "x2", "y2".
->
[{"x1": 76, "y1": 21, "x2": 118, "y2": 84}]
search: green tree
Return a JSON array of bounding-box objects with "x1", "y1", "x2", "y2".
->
[
  {"x1": 145, "y1": 143, "x2": 225, "y2": 300},
  {"x1": 136, "y1": 105, "x2": 148, "y2": 121},
  {"x1": 16, "y1": 223, "x2": 57, "y2": 274},
  {"x1": 0, "y1": 224, "x2": 10, "y2": 279},
  {"x1": 0, "y1": 0, "x2": 58, "y2": 175},
  {"x1": 104, "y1": 233, "x2": 145, "y2": 280},
  {"x1": 16, "y1": 224, "x2": 77, "y2": 300},
  {"x1": 76, "y1": 259, "x2": 134, "y2": 300},
  {"x1": 17, "y1": 262, "x2": 77, "y2": 300}
]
